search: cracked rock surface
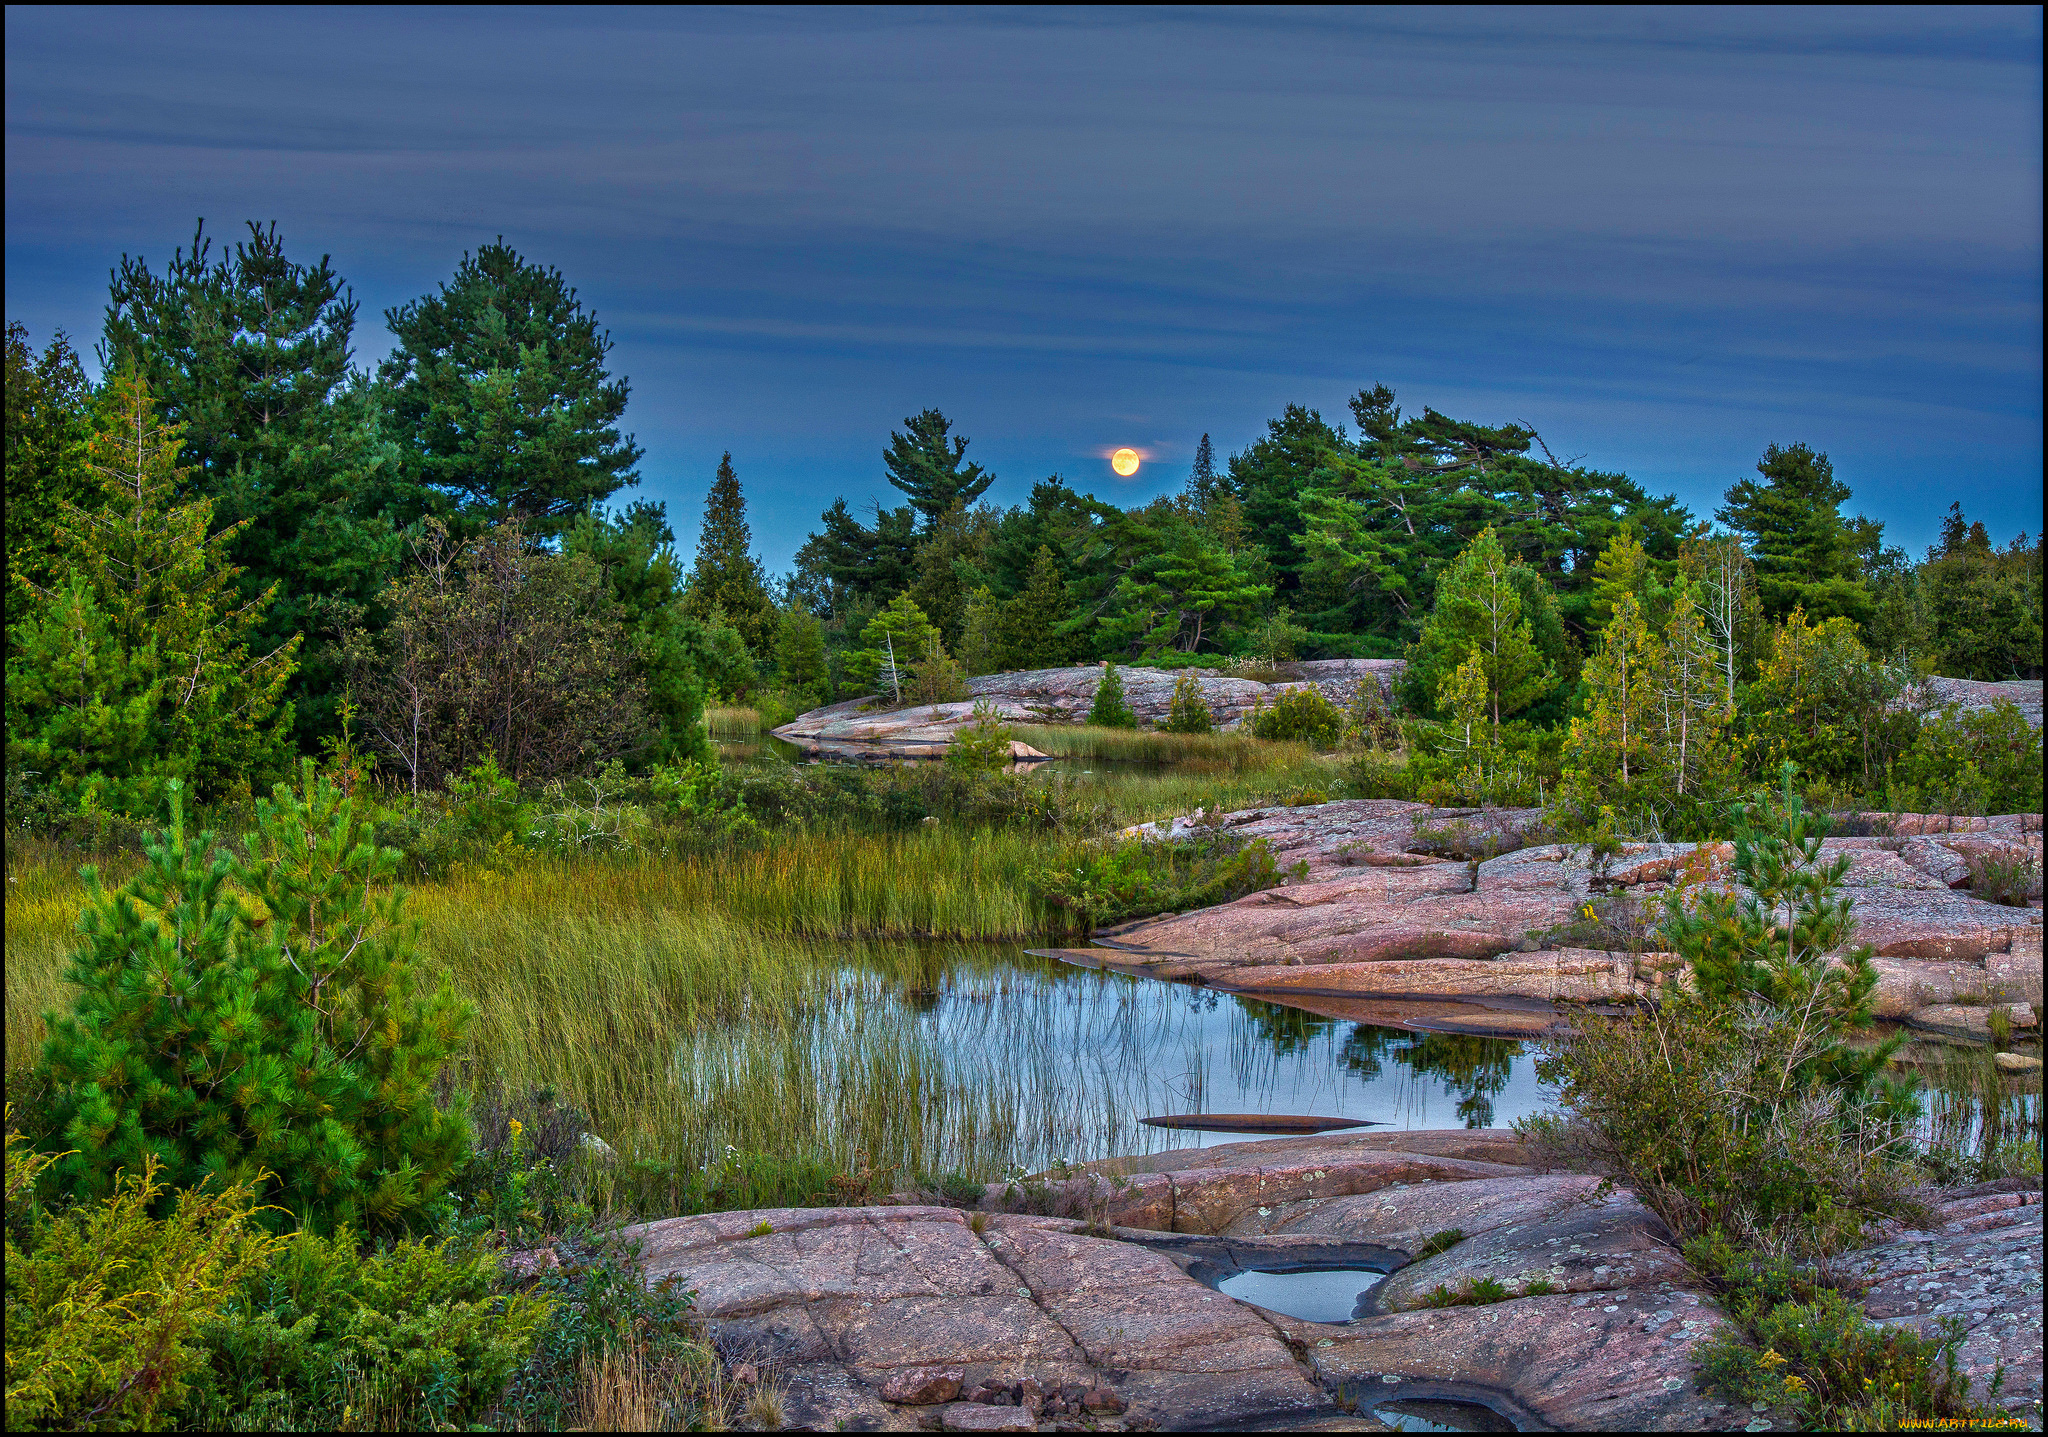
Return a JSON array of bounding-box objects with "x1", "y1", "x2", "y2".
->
[{"x1": 617, "y1": 1131, "x2": 2043, "y2": 1431}]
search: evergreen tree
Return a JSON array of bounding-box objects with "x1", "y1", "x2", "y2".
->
[
  {"x1": 1917, "y1": 505, "x2": 2042, "y2": 681},
  {"x1": 883, "y1": 409, "x2": 994, "y2": 527},
  {"x1": 794, "y1": 497, "x2": 920, "y2": 605},
  {"x1": 906, "y1": 502, "x2": 997, "y2": 650},
  {"x1": 33, "y1": 768, "x2": 473, "y2": 1235},
  {"x1": 563, "y1": 501, "x2": 714, "y2": 765},
  {"x1": 99, "y1": 221, "x2": 406, "y2": 745},
  {"x1": 1435, "y1": 649, "x2": 1500, "y2": 798},
  {"x1": 1652, "y1": 587, "x2": 1730, "y2": 798},
  {"x1": 1563, "y1": 591, "x2": 1662, "y2": 801},
  {"x1": 1400, "y1": 528, "x2": 1556, "y2": 726},
  {"x1": 1185, "y1": 432, "x2": 1220, "y2": 511},
  {"x1": 957, "y1": 587, "x2": 1002, "y2": 677},
  {"x1": 845, "y1": 593, "x2": 943, "y2": 700},
  {"x1": 682, "y1": 452, "x2": 775, "y2": 654},
  {"x1": 6, "y1": 376, "x2": 298, "y2": 814},
  {"x1": 4, "y1": 323, "x2": 96, "y2": 605},
  {"x1": 1716, "y1": 442, "x2": 1872, "y2": 626},
  {"x1": 774, "y1": 604, "x2": 831, "y2": 705},
  {"x1": 379, "y1": 238, "x2": 642, "y2": 539},
  {"x1": 995, "y1": 544, "x2": 1075, "y2": 671},
  {"x1": 1159, "y1": 670, "x2": 1215, "y2": 734},
  {"x1": 1088, "y1": 663, "x2": 1138, "y2": 729},
  {"x1": 1224, "y1": 403, "x2": 1347, "y2": 597},
  {"x1": 1587, "y1": 526, "x2": 1666, "y2": 633},
  {"x1": 1098, "y1": 520, "x2": 1269, "y2": 654}
]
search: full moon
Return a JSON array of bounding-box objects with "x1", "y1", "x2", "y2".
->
[{"x1": 1110, "y1": 447, "x2": 1141, "y2": 476}]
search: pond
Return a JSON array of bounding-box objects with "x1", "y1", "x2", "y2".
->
[{"x1": 673, "y1": 944, "x2": 1547, "y2": 1177}]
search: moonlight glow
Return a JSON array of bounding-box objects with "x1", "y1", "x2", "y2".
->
[{"x1": 1110, "y1": 447, "x2": 1140, "y2": 476}]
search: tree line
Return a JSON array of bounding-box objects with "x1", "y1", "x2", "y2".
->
[{"x1": 6, "y1": 217, "x2": 2041, "y2": 818}]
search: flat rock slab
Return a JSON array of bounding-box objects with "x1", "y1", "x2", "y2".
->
[
  {"x1": 1369, "y1": 1195, "x2": 1691, "y2": 1311},
  {"x1": 1234, "y1": 1171, "x2": 1607, "y2": 1248}
]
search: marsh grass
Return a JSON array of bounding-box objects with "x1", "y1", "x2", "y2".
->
[
  {"x1": 704, "y1": 706, "x2": 763, "y2": 741},
  {"x1": 1914, "y1": 1041, "x2": 2044, "y2": 1182},
  {"x1": 1015, "y1": 724, "x2": 1310, "y2": 775}
]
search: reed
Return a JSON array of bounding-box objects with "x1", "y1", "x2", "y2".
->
[
  {"x1": 704, "y1": 706, "x2": 763, "y2": 740},
  {"x1": 1015, "y1": 724, "x2": 1307, "y2": 774}
]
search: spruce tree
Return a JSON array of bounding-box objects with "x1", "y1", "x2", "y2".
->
[
  {"x1": 1563, "y1": 591, "x2": 1662, "y2": 801},
  {"x1": 996, "y1": 545, "x2": 1075, "y2": 671},
  {"x1": 883, "y1": 409, "x2": 994, "y2": 528},
  {"x1": 1716, "y1": 443, "x2": 1872, "y2": 625},
  {"x1": 101, "y1": 221, "x2": 408, "y2": 745},
  {"x1": 6, "y1": 376, "x2": 298, "y2": 814},
  {"x1": 683, "y1": 453, "x2": 775, "y2": 654},
  {"x1": 35, "y1": 767, "x2": 473, "y2": 1234},
  {"x1": 774, "y1": 605, "x2": 831, "y2": 705},
  {"x1": 958, "y1": 587, "x2": 1002, "y2": 677},
  {"x1": 1185, "y1": 432, "x2": 1219, "y2": 511},
  {"x1": 4, "y1": 324, "x2": 96, "y2": 607},
  {"x1": 1089, "y1": 663, "x2": 1139, "y2": 729},
  {"x1": 379, "y1": 238, "x2": 642, "y2": 539},
  {"x1": 1587, "y1": 526, "x2": 1665, "y2": 633}
]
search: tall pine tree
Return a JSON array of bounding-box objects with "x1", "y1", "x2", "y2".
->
[
  {"x1": 683, "y1": 452, "x2": 775, "y2": 654},
  {"x1": 1400, "y1": 528, "x2": 1558, "y2": 727},
  {"x1": 379, "y1": 238, "x2": 641, "y2": 539},
  {"x1": 1716, "y1": 443, "x2": 1872, "y2": 626},
  {"x1": 100, "y1": 220, "x2": 405, "y2": 745},
  {"x1": 4, "y1": 324, "x2": 97, "y2": 608},
  {"x1": 883, "y1": 409, "x2": 994, "y2": 528}
]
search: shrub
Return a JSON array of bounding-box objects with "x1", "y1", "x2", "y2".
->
[
  {"x1": 946, "y1": 700, "x2": 1016, "y2": 773},
  {"x1": 1027, "y1": 834, "x2": 1283, "y2": 930},
  {"x1": 1248, "y1": 686, "x2": 1345, "y2": 749},
  {"x1": 180, "y1": 1226, "x2": 552, "y2": 1431},
  {"x1": 1159, "y1": 671, "x2": 1216, "y2": 734},
  {"x1": 1088, "y1": 664, "x2": 1139, "y2": 729},
  {"x1": 905, "y1": 634, "x2": 969, "y2": 707},
  {"x1": 1966, "y1": 847, "x2": 2041, "y2": 907},
  {"x1": 1523, "y1": 768, "x2": 1927, "y2": 1259},
  {"x1": 1345, "y1": 677, "x2": 1400, "y2": 750},
  {"x1": 32, "y1": 765, "x2": 474, "y2": 1235},
  {"x1": 1341, "y1": 750, "x2": 1418, "y2": 801},
  {"x1": 1414, "y1": 1228, "x2": 1465, "y2": 1259},
  {"x1": 1889, "y1": 700, "x2": 2043, "y2": 816},
  {"x1": 5, "y1": 1123, "x2": 284, "y2": 1433}
]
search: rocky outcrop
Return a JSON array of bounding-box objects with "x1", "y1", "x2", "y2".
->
[
  {"x1": 616, "y1": 1130, "x2": 2044, "y2": 1431},
  {"x1": 1918, "y1": 676, "x2": 2044, "y2": 729},
  {"x1": 1036, "y1": 800, "x2": 2045, "y2": 1042},
  {"x1": 773, "y1": 660, "x2": 1403, "y2": 755}
]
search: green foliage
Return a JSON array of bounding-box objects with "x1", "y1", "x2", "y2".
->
[
  {"x1": 3, "y1": 323, "x2": 96, "y2": 604},
  {"x1": 846, "y1": 592, "x2": 943, "y2": 700},
  {"x1": 993, "y1": 544, "x2": 1077, "y2": 671},
  {"x1": 378, "y1": 238, "x2": 642, "y2": 539},
  {"x1": 1888, "y1": 700, "x2": 2042, "y2": 816},
  {"x1": 5, "y1": 1128, "x2": 285, "y2": 1434},
  {"x1": 1088, "y1": 663, "x2": 1140, "y2": 729},
  {"x1": 682, "y1": 452, "x2": 775, "y2": 654},
  {"x1": 1916, "y1": 505, "x2": 2043, "y2": 681},
  {"x1": 946, "y1": 701, "x2": 1016, "y2": 773},
  {"x1": 33, "y1": 767, "x2": 474, "y2": 1236},
  {"x1": 1401, "y1": 527, "x2": 1558, "y2": 725},
  {"x1": 1344, "y1": 675, "x2": 1399, "y2": 749},
  {"x1": 6, "y1": 374, "x2": 299, "y2": 816},
  {"x1": 1718, "y1": 441, "x2": 1874, "y2": 626},
  {"x1": 1098, "y1": 520, "x2": 1270, "y2": 655},
  {"x1": 883, "y1": 408, "x2": 996, "y2": 528},
  {"x1": 774, "y1": 603, "x2": 832, "y2": 706},
  {"x1": 1159, "y1": 671, "x2": 1216, "y2": 734},
  {"x1": 1685, "y1": 1233, "x2": 1995, "y2": 1431},
  {"x1": 1248, "y1": 686, "x2": 1346, "y2": 750},
  {"x1": 100, "y1": 220, "x2": 408, "y2": 749},
  {"x1": 1526, "y1": 770, "x2": 1925, "y2": 1258},
  {"x1": 1412, "y1": 1276, "x2": 1514, "y2": 1308},
  {"x1": 1742, "y1": 607, "x2": 1916, "y2": 791},
  {"x1": 1027, "y1": 834, "x2": 1282, "y2": 931},
  {"x1": 904, "y1": 632, "x2": 970, "y2": 707},
  {"x1": 1414, "y1": 1227, "x2": 1465, "y2": 1259},
  {"x1": 182, "y1": 1225, "x2": 550, "y2": 1431}
]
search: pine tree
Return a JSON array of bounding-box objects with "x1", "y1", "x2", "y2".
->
[
  {"x1": 846, "y1": 593, "x2": 943, "y2": 701},
  {"x1": 1185, "y1": 432, "x2": 1219, "y2": 511},
  {"x1": 6, "y1": 376, "x2": 299, "y2": 814},
  {"x1": 1159, "y1": 670, "x2": 1215, "y2": 734},
  {"x1": 1401, "y1": 528, "x2": 1556, "y2": 727},
  {"x1": 1716, "y1": 442, "x2": 1872, "y2": 625},
  {"x1": 958, "y1": 587, "x2": 1002, "y2": 677},
  {"x1": 775, "y1": 605, "x2": 831, "y2": 705},
  {"x1": 1652, "y1": 588, "x2": 1730, "y2": 798},
  {"x1": 683, "y1": 453, "x2": 775, "y2": 654},
  {"x1": 380, "y1": 238, "x2": 642, "y2": 539},
  {"x1": 101, "y1": 221, "x2": 409, "y2": 745},
  {"x1": 1435, "y1": 648, "x2": 1499, "y2": 797},
  {"x1": 34, "y1": 767, "x2": 474, "y2": 1234},
  {"x1": 1564, "y1": 591, "x2": 1662, "y2": 801},
  {"x1": 1089, "y1": 663, "x2": 1139, "y2": 729},
  {"x1": 883, "y1": 409, "x2": 995, "y2": 528},
  {"x1": 1588, "y1": 526, "x2": 1665, "y2": 633}
]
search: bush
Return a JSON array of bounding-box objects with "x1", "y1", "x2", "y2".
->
[
  {"x1": 1159, "y1": 671, "x2": 1215, "y2": 734},
  {"x1": 180, "y1": 1226, "x2": 552, "y2": 1431},
  {"x1": 1027, "y1": 834, "x2": 1285, "y2": 930},
  {"x1": 32, "y1": 766, "x2": 474, "y2": 1236},
  {"x1": 1888, "y1": 700, "x2": 2042, "y2": 816},
  {"x1": 1345, "y1": 677, "x2": 1400, "y2": 750},
  {"x1": 945, "y1": 701, "x2": 1016, "y2": 773},
  {"x1": 1088, "y1": 664, "x2": 1139, "y2": 729},
  {"x1": 1522, "y1": 769, "x2": 1927, "y2": 1259},
  {"x1": 1248, "y1": 686, "x2": 1345, "y2": 749},
  {"x1": 1341, "y1": 749, "x2": 1419, "y2": 801},
  {"x1": 5, "y1": 1124, "x2": 283, "y2": 1433}
]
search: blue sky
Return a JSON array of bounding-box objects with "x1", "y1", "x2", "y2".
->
[{"x1": 6, "y1": 6, "x2": 2040, "y2": 571}]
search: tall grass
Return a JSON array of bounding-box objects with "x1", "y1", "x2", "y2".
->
[
  {"x1": 704, "y1": 706, "x2": 762, "y2": 740},
  {"x1": 1016, "y1": 724, "x2": 1309, "y2": 774}
]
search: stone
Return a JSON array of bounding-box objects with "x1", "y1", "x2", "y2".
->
[
  {"x1": 499, "y1": 1245, "x2": 558, "y2": 1280},
  {"x1": 1905, "y1": 1003, "x2": 2039, "y2": 1041},
  {"x1": 1369, "y1": 1194, "x2": 1691, "y2": 1311},
  {"x1": 1238, "y1": 1172, "x2": 1606, "y2": 1247},
  {"x1": 878, "y1": 1366, "x2": 963, "y2": 1404},
  {"x1": 940, "y1": 1401, "x2": 1038, "y2": 1432},
  {"x1": 1995, "y1": 1051, "x2": 2043, "y2": 1073}
]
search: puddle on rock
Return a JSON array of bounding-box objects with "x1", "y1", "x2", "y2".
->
[
  {"x1": 1215, "y1": 1267, "x2": 1385, "y2": 1323},
  {"x1": 1371, "y1": 1397, "x2": 1520, "y2": 1433}
]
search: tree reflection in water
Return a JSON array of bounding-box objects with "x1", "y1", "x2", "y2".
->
[{"x1": 1235, "y1": 997, "x2": 1520, "y2": 1129}]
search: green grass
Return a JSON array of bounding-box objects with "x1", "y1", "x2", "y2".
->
[
  {"x1": 704, "y1": 705, "x2": 763, "y2": 740},
  {"x1": 1015, "y1": 723, "x2": 1309, "y2": 774}
]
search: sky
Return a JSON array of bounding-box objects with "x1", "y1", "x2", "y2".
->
[{"x1": 6, "y1": 6, "x2": 2041, "y2": 572}]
